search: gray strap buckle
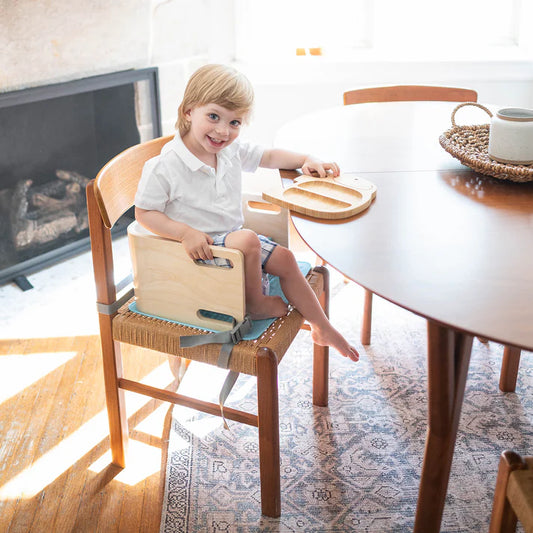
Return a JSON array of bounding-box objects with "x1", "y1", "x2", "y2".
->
[
  {"x1": 96, "y1": 288, "x2": 135, "y2": 316},
  {"x1": 179, "y1": 315, "x2": 253, "y2": 357},
  {"x1": 228, "y1": 315, "x2": 252, "y2": 344}
]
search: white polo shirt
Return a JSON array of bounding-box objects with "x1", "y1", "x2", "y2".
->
[{"x1": 135, "y1": 133, "x2": 264, "y2": 237}]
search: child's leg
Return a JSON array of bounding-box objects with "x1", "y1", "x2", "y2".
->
[
  {"x1": 265, "y1": 246, "x2": 359, "y2": 362},
  {"x1": 224, "y1": 229, "x2": 288, "y2": 320}
]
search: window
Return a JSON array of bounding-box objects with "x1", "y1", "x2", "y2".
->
[
  {"x1": 234, "y1": 0, "x2": 371, "y2": 60},
  {"x1": 233, "y1": 0, "x2": 526, "y2": 61}
]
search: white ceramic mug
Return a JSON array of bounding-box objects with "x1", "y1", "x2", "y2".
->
[{"x1": 488, "y1": 108, "x2": 533, "y2": 165}]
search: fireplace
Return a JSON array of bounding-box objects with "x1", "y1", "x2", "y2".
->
[{"x1": 0, "y1": 68, "x2": 162, "y2": 289}]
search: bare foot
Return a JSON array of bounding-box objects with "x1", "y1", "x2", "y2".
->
[
  {"x1": 247, "y1": 295, "x2": 288, "y2": 320},
  {"x1": 311, "y1": 325, "x2": 359, "y2": 362}
]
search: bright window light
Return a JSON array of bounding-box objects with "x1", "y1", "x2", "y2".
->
[
  {"x1": 371, "y1": 0, "x2": 520, "y2": 54},
  {"x1": 235, "y1": 0, "x2": 371, "y2": 59},
  {"x1": 233, "y1": 0, "x2": 522, "y2": 60}
]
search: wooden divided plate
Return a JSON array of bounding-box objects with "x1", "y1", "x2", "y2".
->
[{"x1": 262, "y1": 174, "x2": 377, "y2": 219}]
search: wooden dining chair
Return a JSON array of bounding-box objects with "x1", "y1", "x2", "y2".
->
[
  {"x1": 86, "y1": 135, "x2": 330, "y2": 518},
  {"x1": 489, "y1": 450, "x2": 533, "y2": 533},
  {"x1": 343, "y1": 85, "x2": 478, "y2": 106}
]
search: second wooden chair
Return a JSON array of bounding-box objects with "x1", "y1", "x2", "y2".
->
[{"x1": 490, "y1": 450, "x2": 533, "y2": 533}]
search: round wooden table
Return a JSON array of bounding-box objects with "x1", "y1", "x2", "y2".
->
[{"x1": 274, "y1": 101, "x2": 533, "y2": 532}]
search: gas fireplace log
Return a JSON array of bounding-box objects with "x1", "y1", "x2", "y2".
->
[
  {"x1": 30, "y1": 183, "x2": 80, "y2": 216},
  {"x1": 9, "y1": 171, "x2": 90, "y2": 250},
  {"x1": 56, "y1": 169, "x2": 90, "y2": 187},
  {"x1": 11, "y1": 209, "x2": 79, "y2": 249},
  {"x1": 11, "y1": 179, "x2": 32, "y2": 222},
  {"x1": 29, "y1": 179, "x2": 66, "y2": 198}
]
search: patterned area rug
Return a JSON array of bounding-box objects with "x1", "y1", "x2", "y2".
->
[{"x1": 160, "y1": 278, "x2": 532, "y2": 533}]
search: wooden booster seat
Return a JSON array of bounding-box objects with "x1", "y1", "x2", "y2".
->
[{"x1": 127, "y1": 190, "x2": 289, "y2": 331}]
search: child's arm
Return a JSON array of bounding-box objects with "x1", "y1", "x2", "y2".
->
[
  {"x1": 259, "y1": 148, "x2": 340, "y2": 177},
  {"x1": 135, "y1": 207, "x2": 214, "y2": 261}
]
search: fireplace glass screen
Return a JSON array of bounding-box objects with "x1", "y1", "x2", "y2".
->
[{"x1": 0, "y1": 68, "x2": 161, "y2": 287}]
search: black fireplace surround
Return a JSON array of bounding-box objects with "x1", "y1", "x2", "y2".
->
[{"x1": 0, "y1": 68, "x2": 162, "y2": 288}]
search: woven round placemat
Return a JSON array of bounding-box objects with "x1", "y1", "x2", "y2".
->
[{"x1": 439, "y1": 102, "x2": 533, "y2": 183}]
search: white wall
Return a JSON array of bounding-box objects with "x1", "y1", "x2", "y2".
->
[
  {"x1": 2, "y1": 0, "x2": 532, "y2": 151},
  {"x1": 0, "y1": 0, "x2": 210, "y2": 135},
  {"x1": 0, "y1": 1, "x2": 151, "y2": 89}
]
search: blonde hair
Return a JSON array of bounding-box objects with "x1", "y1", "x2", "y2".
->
[{"x1": 176, "y1": 64, "x2": 255, "y2": 136}]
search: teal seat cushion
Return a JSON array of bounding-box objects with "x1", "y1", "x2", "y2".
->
[{"x1": 128, "y1": 261, "x2": 311, "y2": 340}]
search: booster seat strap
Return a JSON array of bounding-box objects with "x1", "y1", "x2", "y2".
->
[
  {"x1": 217, "y1": 341, "x2": 235, "y2": 369},
  {"x1": 116, "y1": 273, "x2": 133, "y2": 293},
  {"x1": 96, "y1": 288, "x2": 135, "y2": 316},
  {"x1": 219, "y1": 371, "x2": 240, "y2": 430},
  {"x1": 178, "y1": 315, "x2": 253, "y2": 353},
  {"x1": 179, "y1": 315, "x2": 253, "y2": 429}
]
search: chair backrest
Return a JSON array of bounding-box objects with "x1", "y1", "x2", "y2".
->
[
  {"x1": 343, "y1": 85, "x2": 478, "y2": 106},
  {"x1": 94, "y1": 135, "x2": 173, "y2": 228},
  {"x1": 93, "y1": 137, "x2": 289, "y2": 247}
]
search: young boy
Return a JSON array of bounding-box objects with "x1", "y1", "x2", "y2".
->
[{"x1": 135, "y1": 64, "x2": 358, "y2": 362}]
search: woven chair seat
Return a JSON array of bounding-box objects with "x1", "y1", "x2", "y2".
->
[
  {"x1": 490, "y1": 451, "x2": 533, "y2": 532},
  {"x1": 113, "y1": 268, "x2": 324, "y2": 376},
  {"x1": 507, "y1": 457, "x2": 533, "y2": 530}
]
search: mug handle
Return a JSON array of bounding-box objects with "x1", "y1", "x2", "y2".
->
[{"x1": 451, "y1": 102, "x2": 493, "y2": 127}]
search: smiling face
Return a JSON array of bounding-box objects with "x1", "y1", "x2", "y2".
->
[{"x1": 182, "y1": 103, "x2": 246, "y2": 167}]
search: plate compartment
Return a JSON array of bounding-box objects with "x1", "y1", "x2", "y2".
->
[{"x1": 262, "y1": 175, "x2": 376, "y2": 220}]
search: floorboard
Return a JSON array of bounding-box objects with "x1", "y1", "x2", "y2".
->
[{"x1": 0, "y1": 335, "x2": 174, "y2": 533}]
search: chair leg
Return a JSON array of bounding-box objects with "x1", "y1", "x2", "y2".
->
[
  {"x1": 313, "y1": 344, "x2": 329, "y2": 407},
  {"x1": 256, "y1": 347, "x2": 281, "y2": 517},
  {"x1": 168, "y1": 355, "x2": 191, "y2": 382},
  {"x1": 87, "y1": 181, "x2": 128, "y2": 467},
  {"x1": 361, "y1": 289, "x2": 373, "y2": 345},
  {"x1": 99, "y1": 315, "x2": 128, "y2": 468},
  {"x1": 312, "y1": 265, "x2": 329, "y2": 407},
  {"x1": 499, "y1": 346, "x2": 522, "y2": 393},
  {"x1": 489, "y1": 450, "x2": 527, "y2": 533}
]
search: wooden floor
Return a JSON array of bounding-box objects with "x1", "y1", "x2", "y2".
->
[
  {"x1": 0, "y1": 335, "x2": 180, "y2": 533},
  {"x1": 0, "y1": 227, "x2": 312, "y2": 532}
]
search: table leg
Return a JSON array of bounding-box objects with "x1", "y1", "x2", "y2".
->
[
  {"x1": 414, "y1": 320, "x2": 474, "y2": 533},
  {"x1": 499, "y1": 345, "x2": 521, "y2": 392}
]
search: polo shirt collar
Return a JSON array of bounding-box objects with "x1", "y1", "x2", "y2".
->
[
  {"x1": 169, "y1": 132, "x2": 207, "y2": 172},
  {"x1": 171, "y1": 132, "x2": 240, "y2": 169}
]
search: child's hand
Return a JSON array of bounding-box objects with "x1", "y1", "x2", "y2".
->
[
  {"x1": 302, "y1": 157, "x2": 340, "y2": 178},
  {"x1": 181, "y1": 228, "x2": 214, "y2": 261}
]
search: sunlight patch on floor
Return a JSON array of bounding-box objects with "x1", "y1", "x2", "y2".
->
[
  {"x1": 174, "y1": 406, "x2": 226, "y2": 440},
  {"x1": 0, "y1": 351, "x2": 77, "y2": 404},
  {"x1": 170, "y1": 361, "x2": 256, "y2": 439},
  {"x1": 177, "y1": 360, "x2": 233, "y2": 400},
  {"x1": 89, "y1": 439, "x2": 162, "y2": 486},
  {"x1": 134, "y1": 403, "x2": 168, "y2": 436},
  {"x1": 0, "y1": 363, "x2": 174, "y2": 498},
  {"x1": 0, "y1": 407, "x2": 110, "y2": 499},
  {"x1": 0, "y1": 356, "x2": 261, "y2": 498}
]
